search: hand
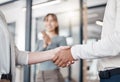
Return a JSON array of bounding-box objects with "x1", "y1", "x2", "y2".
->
[
  {"x1": 53, "y1": 46, "x2": 75, "y2": 67},
  {"x1": 50, "y1": 46, "x2": 71, "y2": 60},
  {"x1": 41, "y1": 31, "x2": 51, "y2": 47}
]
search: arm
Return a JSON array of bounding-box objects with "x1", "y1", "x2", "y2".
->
[
  {"x1": 15, "y1": 46, "x2": 61, "y2": 65},
  {"x1": 71, "y1": 0, "x2": 120, "y2": 60},
  {"x1": 28, "y1": 49, "x2": 56, "y2": 64}
]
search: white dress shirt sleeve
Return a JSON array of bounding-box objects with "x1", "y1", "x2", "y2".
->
[{"x1": 71, "y1": 0, "x2": 120, "y2": 60}]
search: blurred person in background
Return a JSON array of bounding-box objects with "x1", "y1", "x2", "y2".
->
[{"x1": 36, "y1": 13, "x2": 67, "y2": 82}]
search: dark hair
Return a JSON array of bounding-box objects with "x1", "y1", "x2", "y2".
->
[{"x1": 44, "y1": 13, "x2": 59, "y2": 34}]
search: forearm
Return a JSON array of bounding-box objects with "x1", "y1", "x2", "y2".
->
[{"x1": 28, "y1": 49, "x2": 56, "y2": 64}]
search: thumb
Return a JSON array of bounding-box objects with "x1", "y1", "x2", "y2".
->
[{"x1": 60, "y1": 46, "x2": 71, "y2": 50}]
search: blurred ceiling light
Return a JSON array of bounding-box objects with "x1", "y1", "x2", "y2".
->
[
  {"x1": 22, "y1": 0, "x2": 62, "y2": 11},
  {"x1": 96, "y1": 21, "x2": 103, "y2": 26}
]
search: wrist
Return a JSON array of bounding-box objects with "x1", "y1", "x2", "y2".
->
[
  {"x1": 48, "y1": 49, "x2": 57, "y2": 60},
  {"x1": 71, "y1": 45, "x2": 79, "y2": 60},
  {"x1": 50, "y1": 48, "x2": 60, "y2": 59}
]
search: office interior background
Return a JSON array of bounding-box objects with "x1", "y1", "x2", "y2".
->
[{"x1": 0, "y1": 0, "x2": 107, "y2": 82}]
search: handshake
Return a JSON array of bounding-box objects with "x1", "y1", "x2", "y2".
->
[{"x1": 52, "y1": 46, "x2": 75, "y2": 68}]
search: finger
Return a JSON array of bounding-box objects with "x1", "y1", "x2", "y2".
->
[
  {"x1": 58, "y1": 61, "x2": 63, "y2": 67},
  {"x1": 58, "y1": 59, "x2": 68, "y2": 67},
  {"x1": 60, "y1": 46, "x2": 71, "y2": 50},
  {"x1": 58, "y1": 61, "x2": 65, "y2": 67},
  {"x1": 61, "y1": 64, "x2": 67, "y2": 68},
  {"x1": 52, "y1": 55, "x2": 58, "y2": 62},
  {"x1": 72, "y1": 61, "x2": 75, "y2": 64},
  {"x1": 54, "y1": 58, "x2": 62, "y2": 65},
  {"x1": 67, "y1": 64, "x2": 72, "y2": 67},
  {"x1": 67, "y1": 61, "x2": 73, "y2": 67},
  {"x1": 60, "y1": 60, "x2": 69, "y2": 67},
  {"x1": 66, "y1": 62, "x2": 71, "y2": 67},
  {"x1": 67, "y1": 63, "x2": 71, "y2": 67},
  {"x1": 66, "y1": 64, "x2": 69, "y2": 67}
]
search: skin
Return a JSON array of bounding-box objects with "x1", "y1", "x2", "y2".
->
[
  {"x1": 28, "y1": 47, "x2": 58, "y2": 64},
  {"x1": 28, "y1": 46, "x2": 70, "y2": 64},
  {"x1": 53, "y1": 47, "x2": 75, "y2": 67}
]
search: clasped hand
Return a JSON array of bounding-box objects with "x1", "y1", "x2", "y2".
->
[{"x1": 52, "y1": 46, "x2": 75, "y2": 68}]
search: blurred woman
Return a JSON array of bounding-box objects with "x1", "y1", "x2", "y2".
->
[{"x1": 36, "y1": 13, "x2": 67, "y2": 82}]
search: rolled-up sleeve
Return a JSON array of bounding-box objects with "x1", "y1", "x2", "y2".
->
[{"x1": 15, "y1": 46, "x2": 29, "y2": 65}]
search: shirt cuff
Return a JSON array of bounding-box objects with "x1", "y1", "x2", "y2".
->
[
  {"x1": 71, "y1": 45, "x2": 82, "y2": 60},
  {"x1": 17, "y1": 51, "x2": 29, "y2": 65}
]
